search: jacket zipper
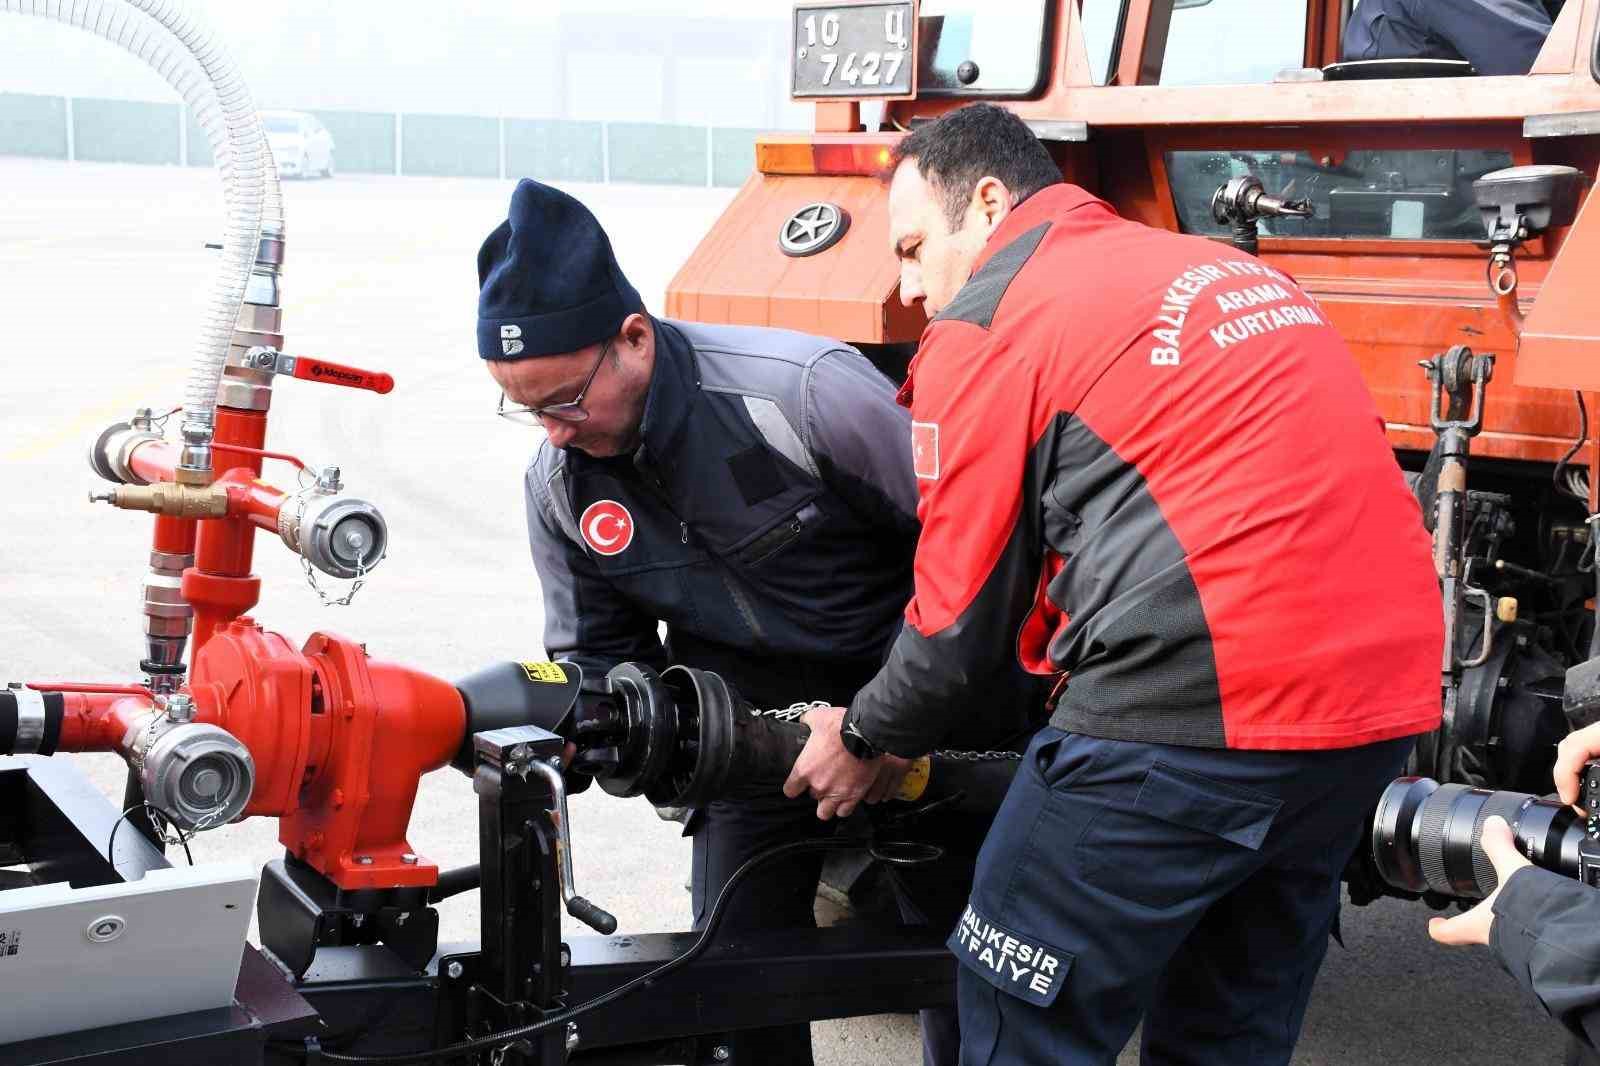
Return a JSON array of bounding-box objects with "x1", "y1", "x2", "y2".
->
[{"x1": 635, "y1": 451, "x2": 768, "y2": 643}]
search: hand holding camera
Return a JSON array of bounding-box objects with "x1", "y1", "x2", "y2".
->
[
  {"x1": 1555, "y1": 726, "x2": 1600, "y2": 809},
  {"x1": 1405, "y1": 720, "x2": 1600, "y2": 949},
  {"x1": 1426, "y1": 816, "x2": 1531, "y2": 947}
]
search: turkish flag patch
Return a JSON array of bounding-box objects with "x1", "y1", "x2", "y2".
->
[
  {"x1": 579, "y1": 500, "x2": 635, "y2": 556},
  {"x1": 912, "y1": 421, "x2": 940, "y2": 480}
]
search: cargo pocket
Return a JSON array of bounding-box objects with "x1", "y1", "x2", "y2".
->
[{"x1": 1075, "y1": 760, "x2": 1281, "y2": 910}]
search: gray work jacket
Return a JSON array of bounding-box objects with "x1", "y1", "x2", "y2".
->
[
  {"x1": 1493, "y1": 864, "x2": 1600, "y2": 1050},
  {"x1": 525, "y1": 318, "x2": 932, "y2": 715}
]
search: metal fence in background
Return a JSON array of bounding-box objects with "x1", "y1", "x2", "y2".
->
[{"x1": 0, "y1": 91, "x2": 761, "y2": 187}]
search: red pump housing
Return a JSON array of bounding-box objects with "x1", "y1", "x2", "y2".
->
[{"x1": 53, "y1": 623, "x2": 465, "y2": 890}]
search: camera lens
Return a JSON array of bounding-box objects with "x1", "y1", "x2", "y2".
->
[{"x1": 1372, "y1": 776, "x2": 1584, "y2": 898}]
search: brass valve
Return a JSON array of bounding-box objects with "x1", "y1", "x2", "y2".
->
[{"x1": 89, "y1": 482, "x2": 229, "y2": 518}]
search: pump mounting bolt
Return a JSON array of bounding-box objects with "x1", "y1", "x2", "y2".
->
[
  {"x1": 446, "y1": 961, "x2": 464, "y2": 979},
  {"x1": 401, "y1": 853, "x2": 418, "y2": 865},
  {"x1": 713, "y1": 1046, "x2": 731, "y2": 1061},
  {"x1": 354, "y1": 855, "x2": 373, "y2": 865}
]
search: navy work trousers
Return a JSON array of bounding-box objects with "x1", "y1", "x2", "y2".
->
[{"x1": 953, "y1": 728, "x2": 1415, "y2": 1065}]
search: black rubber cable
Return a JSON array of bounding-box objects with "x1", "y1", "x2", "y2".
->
[
  {"x1": 1553, "y1": 391, "x2": 1588, "y2": 501},
  {"x1": 291, "y1": 836, "x2": 862, "y2": 1065},
  {"x1": 105, "y1": 804, "x2": 144, "y2": 875}
]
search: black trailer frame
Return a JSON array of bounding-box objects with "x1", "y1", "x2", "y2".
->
[{"x1": 1, "y1": 728, "x2": 956, "y2": 1066}]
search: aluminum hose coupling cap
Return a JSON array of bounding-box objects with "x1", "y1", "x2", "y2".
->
[
  {"x1": 283, "y1": 492, "x2": 389, "y2": 580},
  {"x1": 141, "y1": 722, "x2": 256, "y2": 832}
]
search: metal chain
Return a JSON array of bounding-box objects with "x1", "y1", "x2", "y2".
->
[
  {"x1": 301, "y1": 550, "x2": 370, "y2": 607},
  {"x1": 929, "y1": 748, "x2": 1022, "y2": 762},
  {"x1": 753, "y1": 701, "x2": 831, "y2": 723},
  {"x1": 285, "y1": 481, "x2": 376, "y2": 607},
  {"x1": 750, "y1": 705, "x2": 1022, "y2": 761},
  {"x1": 148, "y1": 405, "x2": 182, "y2": 434},
  {"x1": 140, "y1": 802, "x2": 218, "y2": 846},
  {"x1": 134, "y1": 712, "x2": 164, "y2": 772}
]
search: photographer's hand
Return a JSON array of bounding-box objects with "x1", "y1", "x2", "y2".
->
[
  {"x1": 1554, "y1": 722, "x2": 1600, "y2": 808},
  {"x1": 1428, "y1": 816, "x2": 1531, "y2": 947}
]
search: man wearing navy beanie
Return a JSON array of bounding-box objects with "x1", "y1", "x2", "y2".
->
[{"x1": 478, "y1": 179, "x2": 1043, "y2": 1066}]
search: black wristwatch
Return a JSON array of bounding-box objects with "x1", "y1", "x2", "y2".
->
[{"x1": 840, "y1": 718, "x2": 882, "y2": 761}]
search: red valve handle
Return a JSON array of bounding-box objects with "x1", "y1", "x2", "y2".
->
[{"x1": 288, "y1": 356, "x2": 395, "y2": 395}]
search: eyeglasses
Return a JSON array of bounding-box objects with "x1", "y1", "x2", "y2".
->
[{"x1": 497, "y1": 340, "x2": 612, "y2": 426}]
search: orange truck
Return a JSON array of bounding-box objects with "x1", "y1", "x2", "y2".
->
[{"x1": 670, "y1": 0, "x2": 1600, "y2": 899}]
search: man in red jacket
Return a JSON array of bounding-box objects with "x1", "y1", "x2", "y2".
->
[{"x1": 785, "y1": 104, "x2": 1443, "y2": 1064}]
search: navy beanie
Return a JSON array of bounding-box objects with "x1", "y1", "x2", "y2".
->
[{"x1": 476, "y1": 179, "x2": 644, "y2": 360}]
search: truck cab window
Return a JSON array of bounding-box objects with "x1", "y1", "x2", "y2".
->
[
  {"x1": 1159, "y1": 0, "x2": 1310, "y2": 85},
  {"x1": 1167, "y1": 147, "x2": 1515, "y2": 240},
  {"x1": 1078, "y1": 0, "x2": 1129, "y2": 86},
  {"x1": 916, "y1": 0, "x2": 1051, "y2": 95}
]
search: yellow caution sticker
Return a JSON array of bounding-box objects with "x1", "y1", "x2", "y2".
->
[
  {"x1": 519, "y1": 661, "x2": 568, "y2": 684},
  {"x1": 894, "y1": 757, "x2": 931, "y2": 802}
]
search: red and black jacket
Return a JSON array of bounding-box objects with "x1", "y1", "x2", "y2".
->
[{"x1": 846, "y1": 184, "x2": 1443, "y2": 755}]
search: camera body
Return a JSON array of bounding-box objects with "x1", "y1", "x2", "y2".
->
[{"x1": 1579, "y1": 761, "x2": 1600, "y2": 888}]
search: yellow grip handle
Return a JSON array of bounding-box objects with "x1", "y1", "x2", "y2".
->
[{"x1": 894, "y1": 757, "x2": 932, "y2": 802}]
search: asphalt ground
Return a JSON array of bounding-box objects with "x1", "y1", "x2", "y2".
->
[{"x1": 0, "y1": 157, "x2": 1572, "y2": 1064}]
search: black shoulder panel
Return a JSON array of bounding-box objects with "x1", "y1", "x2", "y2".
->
[{"x1": 932, "y1": 221, "x2": 1051, "y2": 331}]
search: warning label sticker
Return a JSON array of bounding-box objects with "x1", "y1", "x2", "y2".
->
[
  {"x1": 519, "y1": 661, "x2": 568, "y2": 685},
  {"x1": 0, "y1": 928, "x2": 20, "y2": 959}
]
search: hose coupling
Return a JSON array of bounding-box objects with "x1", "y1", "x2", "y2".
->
[
  {"x1": 139, "y1": 721, "x2": 255, "y2": 832},
  {"x1": 279, "y1": 486, "x2": 388, "y2": 579}
]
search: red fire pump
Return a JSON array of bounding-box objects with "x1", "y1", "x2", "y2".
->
[{"x1": 45, "y1": 623, "x2": 464, "y2": 891}]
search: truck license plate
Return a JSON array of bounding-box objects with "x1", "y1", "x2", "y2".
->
[{"x1": 792, "y1": 2, "x2": 916, "y2": 99}]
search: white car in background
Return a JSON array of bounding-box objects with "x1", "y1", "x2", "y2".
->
[{"x1": 262, "y1": 110, "x2": 334, "y2": 179}]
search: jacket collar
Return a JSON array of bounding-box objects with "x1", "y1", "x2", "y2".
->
[
  {"x1": 632, "y1": 317, "x2": 699, "y2": 473},
  {"x1": 897, "y1": 184, "x2": 1106, "y2": 408},
  {"x1": 969, "y1": 182, "x2": 1104, "y2": 275}
]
